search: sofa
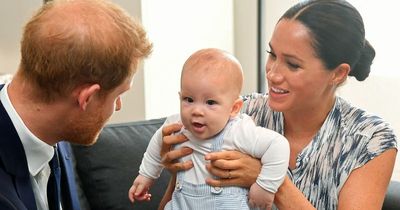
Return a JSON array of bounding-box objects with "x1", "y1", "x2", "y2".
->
[
  {"x1": 70, "y1": 117, "x2": 400, "y2": 210},
  {"x1": 72, "y1": 118, "x2": 169, "y2": 210}
]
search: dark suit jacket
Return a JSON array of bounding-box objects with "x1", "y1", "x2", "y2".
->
[{"x1": 0, "y1": 84, "x2": 81, "y2": 210}]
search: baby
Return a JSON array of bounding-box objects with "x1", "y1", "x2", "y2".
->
[{"x1": 129, "y1": 48, "x2": 289, "y2": 210}]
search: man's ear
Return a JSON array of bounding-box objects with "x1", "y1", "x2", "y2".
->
[
  {"x1": 332, "y1": 63, "x2": 350, "y2": 86},
  {"x1": 230, "y1": 98, "x2": 243, "y2": 118},
  {"x1": 76, "y1": 84, "x2": 101, "y2": 111}
]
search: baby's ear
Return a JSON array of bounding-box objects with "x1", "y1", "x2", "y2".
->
[{"x1": 230, "y1": 98, "x2": 243, "y2": 118}]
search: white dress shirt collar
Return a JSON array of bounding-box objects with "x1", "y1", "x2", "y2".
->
[{"x1": 0, "y1": 82, "x2": 54, "y2": 176}]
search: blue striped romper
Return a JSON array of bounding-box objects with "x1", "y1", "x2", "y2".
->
[{"x1": 164, "y1": 119, "x2": 256, "y2": 210}]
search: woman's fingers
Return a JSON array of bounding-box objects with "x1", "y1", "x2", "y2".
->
[
  {"x1": 160, "y1": 123, "x2": 187, "y2": 157},
  {"x1": 160, "y1": 134, "x2": 188, "y2": 157},
  {"x1": 161, "y1": 123, "x2": 183, "y2": 138},
  {"x1": 163, "y1": 133, "x2": 188, "y2": 145},
  {"x1": 167, "y1": 160, "x2": 194, "y2": 172},
  {"x1": 161, "y1": 147, "x2": 193, "y2": 173},
  {"x1": 205, "y1": 150, "x2": 261, "y2": 188},
  {"x1": 205, "y1": 162, "x2": 228, "y2": 178},
  {"x1": 161, "y1": 147, "x2": 192, "y2": 162},
  {"x1": 160, "y1": 123, "x2": 193, "y2": 173},
  {"x1": 205, "y1": 151, "x2": 248, "y2": 170},
  {"x1": 205, "y1": 150, "x2": 243, "y2": 161},
  {"x1": 209, "y1": 158, "x2": 243, "y2": 171}
]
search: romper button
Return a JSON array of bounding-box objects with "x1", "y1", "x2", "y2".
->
[
  {"x1": 212, "y1": 186, "x2": 223, "y2": 194},
  {"x1": 175, "y1": 182, "x2": 182, "y2": 190}
]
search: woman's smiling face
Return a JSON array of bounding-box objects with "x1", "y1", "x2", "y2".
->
[{"x1": 266, "y1": 19, "x2": 337, "y2": 114}]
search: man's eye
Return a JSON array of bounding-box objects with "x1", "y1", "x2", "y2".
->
[{"x1": 206, "y1": 100, "x2": 217, "y2": 105}]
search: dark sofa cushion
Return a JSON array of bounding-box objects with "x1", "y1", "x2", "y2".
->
[
  {"x1": 383, "y1": 180, "x2": 400, "y2": 210},
  {"x1": 72, "y1": 118, "x2": 170, "y2": 210}
]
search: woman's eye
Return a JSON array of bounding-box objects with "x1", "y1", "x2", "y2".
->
[
  {"x1": 288, "y1": 62, "x2": 300, "y2": 69},
  {"x1": 206, "y1": 100, "x2": 217, "y2": 105}
]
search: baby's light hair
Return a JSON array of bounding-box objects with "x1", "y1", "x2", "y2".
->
[{"x1": 181, "y1": 48, "x2": 243, "y2": 97}]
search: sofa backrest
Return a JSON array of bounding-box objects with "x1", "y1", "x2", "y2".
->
[{"x1": 72, "y1": 118, "x2": 169, "y2": 210}]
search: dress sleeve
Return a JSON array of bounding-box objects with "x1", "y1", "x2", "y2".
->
[{"x1": 355, "y1": 119, "x2": 398, "y2": 168}]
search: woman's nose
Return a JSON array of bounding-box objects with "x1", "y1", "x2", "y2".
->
[{"x1": 266, "y1": 61, "x2": 283, "y2": 83}]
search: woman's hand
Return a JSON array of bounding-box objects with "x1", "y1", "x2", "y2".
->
[
  {"x1": 160, "y1": 123, "x2": 193, "y2": 173},
  {"x1": 204, "y1": 150, "x2": 261, "y2": 187},
  {"x1": 158, "y1": 123, "x2": 193, "y2": 210}
]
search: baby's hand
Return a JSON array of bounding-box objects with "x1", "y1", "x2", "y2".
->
[
  {"x1": 128, "y1": 175, "x2": 154, "y2": 203},
  {"x1": 248, "y1": 183, "x2": 274, "y2": 210}
]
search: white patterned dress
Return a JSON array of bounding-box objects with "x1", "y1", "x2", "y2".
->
[{"x1": 242, "y1": 93, "x2": 398, "y2": 210}]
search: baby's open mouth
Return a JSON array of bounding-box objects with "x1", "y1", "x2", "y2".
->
[{"x1": 192, "y1": 122, "x2": 204, "y2": 128}]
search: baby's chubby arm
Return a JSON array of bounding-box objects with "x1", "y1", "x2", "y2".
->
[
  {"x1": 249, "y1": 183, "x2": 275, "y2": 210},
  {"x1": 129, "y1": 175, "x2": 154, "y2": 203},
  {"x1": 139, "y1": 114, "x2": 183, "y2": 179},
  {"x1": 253, "y1": 126, "x2": 289, "y2": 193},
  {"x1": 138, "y1": 127, "x2": 164, "y2": 179},
  {"x1": 228, "y1": 115, "x2": 290, "y2": 208},
  {"x1": 128, "y1": 127, "x2": 162, "y2": 203},
  {"x1": 129, "y1": 114, "x2": 182, "y2": 203}
]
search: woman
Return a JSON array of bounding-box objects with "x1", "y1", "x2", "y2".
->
[{"x1": 159, "y1": 1, "x2": 397, "y2": 209}]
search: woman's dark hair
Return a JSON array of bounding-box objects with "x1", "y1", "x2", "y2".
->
[{"x1": 280, "y1": 0, "x2": 375, "y2": 81}]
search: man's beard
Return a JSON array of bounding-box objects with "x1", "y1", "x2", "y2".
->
[{"x1": 64, "y1": 109, "x2": 109, "y2": 145}]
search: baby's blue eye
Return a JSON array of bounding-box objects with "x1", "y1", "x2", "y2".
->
[
  {"x1": 206, "y1": 100, "x2": 217, "y2": 105},
  {"x1": 183, "y1": 97, "x2": 193, "y2": 103}
]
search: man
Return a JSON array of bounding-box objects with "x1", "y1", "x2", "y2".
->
[{"x1": 0, "y1": 0, "x2": 152, "y2": 209}]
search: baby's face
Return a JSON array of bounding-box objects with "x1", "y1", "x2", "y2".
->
[{"x1": 180, "y1": 69, "x2": 237, "y2": 140}]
